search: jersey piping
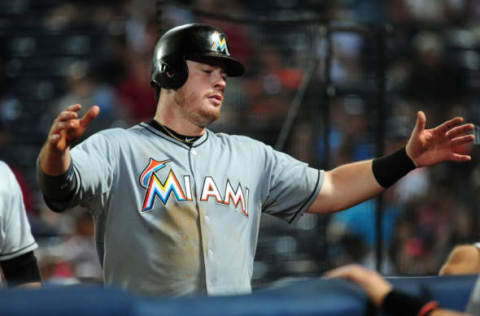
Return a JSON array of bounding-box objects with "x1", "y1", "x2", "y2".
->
[
  {"x1": 0, "y1": 241, "x2": 37, "y2": 260},
  {"x1": 288, "y1": 169, "x2": 322, "y2": 224}
]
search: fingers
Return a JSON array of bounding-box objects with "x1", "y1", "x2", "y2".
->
[
  {"x1": 437, "y1": 116, "x2": 464, "y2": 134},
  {"x1": 446, "y1": 123, "x2": 474, "y2": 139},
  {"x1": 450, "y1": 153, "x2": 472, "y2": 162},
  {"x1": 79, "y1": 105, "x2": 100, "y2": 129},
  {"x1": 48, "y1": 104, "x2": 99, "y2": 151},
  {"x1": 324, "y1": 267, "x2": 348, "y2": 279},
  {"x1": 50, "y1": 113, "x2": 80, "y2": 136},
  {"x1": 325, "y1": 264, "x2": 364, "y2": 281},
  {"x1": 447, "y1": 124, "x2": 475, "y2": 163},
  {"x1": 65, "y1": 104, "x2": 82, "y2": 112},
  {"x1": 57, "y1": 110, "x2": 79, "y2": 122},
  {"x1": 47, "y1": 129, "x2": 67, "y2": 152},
  {"x1": 51, "y1": 104, "x2": 81, "y2": 132},
  {"x1": 53, "y1": 119, "x2": 80, "y2": 131},
  {"x1": 451, "y1": 134, "x2": 475, "y2": 147},
  {"x1": 48, "y1": 133, "x2": 60, "y2": 144}
]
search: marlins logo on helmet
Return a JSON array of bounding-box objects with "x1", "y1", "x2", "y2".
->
[{"x1": 210, "y1": 31, "x2": 229, "y2": 55}]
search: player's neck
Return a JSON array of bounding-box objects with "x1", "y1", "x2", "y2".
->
[
  {"x1": 148, "y1": 119, "x2": 201, "y2": 145},
  {"x1": 153, "y1": 112, "x2": 205, "y2": 137},
  {"x1": 155, "y1": 93, "x2": 207, "y2": 136}
]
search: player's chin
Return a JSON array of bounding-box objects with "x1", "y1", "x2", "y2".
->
[
  {"x1": 199, "y1": 108, "x2": 221, "y2": 125},
  {"x1": 205, "y1": 102, "x2": 222, "y2": 116}
]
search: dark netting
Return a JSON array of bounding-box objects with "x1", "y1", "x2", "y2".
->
[
  {"x1": 0, "y1": 0, "x2": 479, "y2": 289},
  {"x1": 153, "y1": 1, "x2": 480, "y2": 289}
]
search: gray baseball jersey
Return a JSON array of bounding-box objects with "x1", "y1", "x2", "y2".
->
[
  {"x1": 43, "y1": 122, "x2": 323, "y2": 296},
  {"x1": 466, "y1": 243, "x2": 480, "y2": 314},
  {"x1": 0, "y1": 161, "x2": 38, "y2": 261},
  {"x1": 467, "y1": 275, "x2": 480, "y2": 315}
]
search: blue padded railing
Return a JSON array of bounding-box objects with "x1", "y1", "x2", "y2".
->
[{"x1": 0, "y1": 274, "x2": 477, "y2": 316}]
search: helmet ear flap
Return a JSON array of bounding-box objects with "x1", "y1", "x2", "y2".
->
[{"x1": 153, "y1": 59, "x2": 189, "y2": 90}]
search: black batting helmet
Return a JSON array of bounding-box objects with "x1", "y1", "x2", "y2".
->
[{"x1": 151, "y1": 23, "x2": 245, "y2": 93}]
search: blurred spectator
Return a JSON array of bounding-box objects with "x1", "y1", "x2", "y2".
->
[
  {"x1": 315, "y1": 96, "x2": 374, "y2": 168},
  {"x1": 243, "y1": 44, "x2": 304, "y2": 144},
  {"x1": 404, "y1": 31, "x2": 466, "y2": 110},
  {"x1": 38, "y1": 209, "x2": 102, "y2": 285},
  {"x1": 117, "y1": 51, "x2": 156, "y2": 124},
  {"x1": 49, "y1": 61, "x2": 125, "y2": 138},
  {"x1": 389, "y1": 189, "x2": 476, "y2": 275},
  {"x1": 115, "y1": 5, "x2": 158, "y2": 124},
  {"x1": 403, "y1": 0, "x2": 448, "y2": 24},
  {"x1": 330, "y1": 32, "x2": 364, "y2": 86}
]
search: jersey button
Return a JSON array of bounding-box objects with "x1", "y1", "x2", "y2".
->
[
  {"x1": 205, "y1": 215, "x2": 210, "y2": 223},
  {"x1": 208, "y1": 249, "x2": 214, "y2": 257},
  {"x1": 191, "y1": 150, "x2": 197, "y2": 156}
]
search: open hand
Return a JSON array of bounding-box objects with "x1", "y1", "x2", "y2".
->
[
  {"x1": 406, "y1": 111, "x2": 475, "y2": 167},
  {"x1": 47, "y1": 104, "x2": 100, "y2": 152}
]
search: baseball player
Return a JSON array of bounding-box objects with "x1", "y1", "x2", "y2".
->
[
  {"x1": 0, "y1": 161, "x2": 42, "y2": 287},
  {"x1": 37, "y1": 23, "x2": 475, "y2": 296}
]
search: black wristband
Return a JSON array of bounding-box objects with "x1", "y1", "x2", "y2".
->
[
  {"x1": 0, "y1": 251, "x2": 42, "y2": 287},
  {"x1": 372, "y1": 147, "x2": 416, "y2": 188},
  {"x1": 36, "y1": 160, "x2": 77, "y2": 202},
  {"x1": 381, "y1": 290, "x2": 438, "y2": 316}
]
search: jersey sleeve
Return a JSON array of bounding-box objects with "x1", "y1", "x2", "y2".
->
[
  {"x1": 0, "y1": 162, "x2": 38, "y2": 261},
  {"x1": 466, "y1": 276, "x2": 480, "y2": 315},
  {"x1": 260, "y1": 145, "x2": 323, "y2": 224}
]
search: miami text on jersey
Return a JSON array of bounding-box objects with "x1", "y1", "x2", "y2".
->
[{"x1": 140, "y1": 158, "x2": 249, "y2": 217}]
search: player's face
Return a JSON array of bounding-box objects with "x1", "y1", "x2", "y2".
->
[{"x1": 175, "y1": 60, "x2": 227, "y2": 127}]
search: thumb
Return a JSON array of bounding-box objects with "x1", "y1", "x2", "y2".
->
[
  {"x1": 79, "y1": 105, "x2": 100, "y2": 129},
  {"x1": 413, "y1": 111, "x2": 426, "y2": 136}
]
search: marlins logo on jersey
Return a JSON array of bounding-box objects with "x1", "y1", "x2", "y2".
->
[{"x1": 139, "y1": 158, "x2": 249, "y2": 217}]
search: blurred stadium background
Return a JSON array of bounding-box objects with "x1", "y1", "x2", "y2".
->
[{"x1": 1, "y1": 0, "x2": 480, "y2": 291}]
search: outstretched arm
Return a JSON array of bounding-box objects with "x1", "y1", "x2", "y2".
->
[
  {"x1": 326, "y1": 264, "x2": 469, "y2": 316},
  {"x1": 38, "y1": 104, "x2": 99, "y2": 175},
  {"x1": 308, "y1": 111, "x2": 474, "y2": 214}
]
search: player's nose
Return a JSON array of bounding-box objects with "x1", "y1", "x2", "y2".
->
[{"x1": 213, "y1": 71, "x2": 226, "y2": 91}]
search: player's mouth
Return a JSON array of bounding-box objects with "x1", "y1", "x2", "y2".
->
[{"x1": 207, "y1": 94, "x2": 223, "y2": 106}]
